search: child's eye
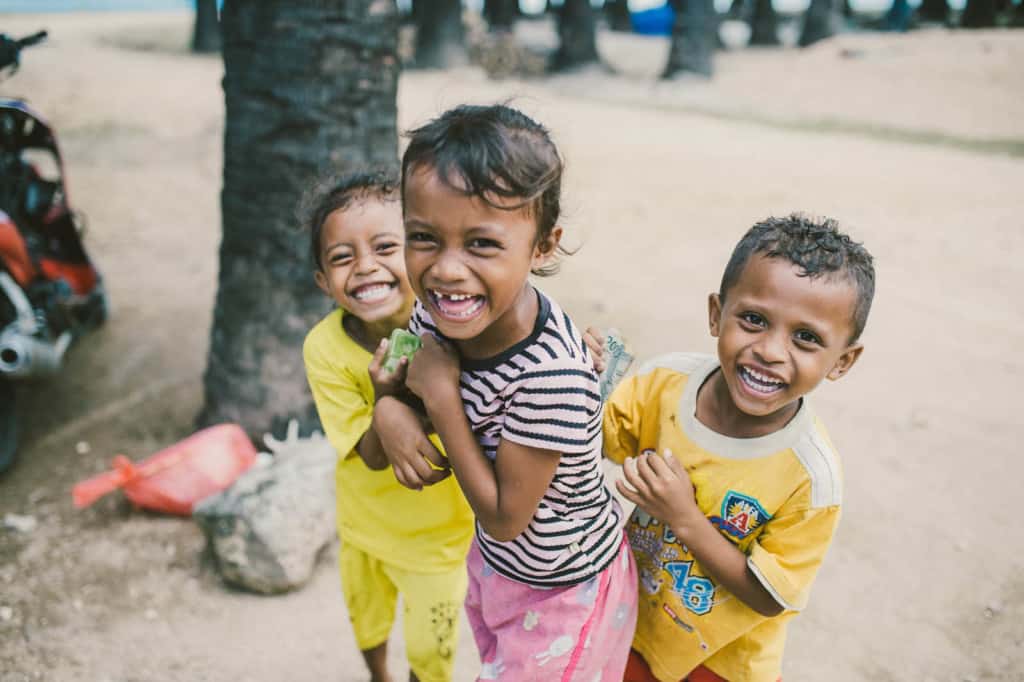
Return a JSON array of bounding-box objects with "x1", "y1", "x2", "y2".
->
[
  {"x1": 406, "y1": 231, "x2": 436, "y2": 246},
  {"x1": 794, "y1": 330, "x2": 822, "y2": 346},
  {"x1": 329, "y1": 253, "x2": 353, "y2": 265},
  {"x1": 739, "y1": 312, "x2": 766, "y2": 328},
  {"x1": 376, "y1": 241, "x2": 400, "y2": 254},
  {"x1": 467, "y1": 238, "x2": 501, "y2": 252}
]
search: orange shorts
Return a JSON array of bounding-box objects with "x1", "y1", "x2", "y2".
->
[{"x1": 623, "y1": 649, "x2": 780, "y2": 682}]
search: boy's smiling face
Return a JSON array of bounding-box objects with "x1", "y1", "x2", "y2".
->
[
  {"x1": 314, "y1": 199, "x2": 413, "y2": 326},
  {"x1": 706, "y1": 253, "x2": 864, "y2": 434}
]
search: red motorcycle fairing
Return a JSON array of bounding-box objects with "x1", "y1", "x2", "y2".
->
[{"x1": 0, "y1": 208, "x2": 36, "y2": 287}]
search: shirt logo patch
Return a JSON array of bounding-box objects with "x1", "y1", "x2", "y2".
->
[{"x1": 709, "y1": 490, "x2": 770, "y2": 539}]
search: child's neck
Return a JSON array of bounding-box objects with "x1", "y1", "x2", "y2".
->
[
  {"x1": 696, "y1": 368, "x2": 801, "y2": 439},
  {"x1": 343, "y1": 311, "x2": 405, "y2": 354}
]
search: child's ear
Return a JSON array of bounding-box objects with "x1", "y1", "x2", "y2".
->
[
  {"x1": 827, "y1": 343, "x2": 863, "y2": 381},
  {"x1": 708, "y1": 293, "x2": 723, "y2": 338},
  {"x1": 532, "y1": 226, "x2": 563, "y2": 269},
  {"x1": 314, "y1": 269, "x2": 330, "y2": 296}
]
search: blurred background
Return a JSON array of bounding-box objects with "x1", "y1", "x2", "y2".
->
[{"x1": 0, "y1": 2, "x2": 1021, "y2": 681}]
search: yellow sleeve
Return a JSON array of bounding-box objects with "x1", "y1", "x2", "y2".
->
[
  {"x1": 303, "y1": 331, "x2": 372, "y2": 461},
  {"x1": 602, "y1": 374, "x2": 646, "y2": 465},
  {"x1": 746, "y1": 502, "x2": 841, "y2": 611}
]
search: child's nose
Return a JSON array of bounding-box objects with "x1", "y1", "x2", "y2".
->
[
  {"x1": 430, "y1": 249, "x2": 468, "y2": 282},
  {"x1": 354, "y1": 253, "x2": 379, "y2": 274},
  {"x1": 752, "y1": 330, "x2": 786, "y2": 364}
]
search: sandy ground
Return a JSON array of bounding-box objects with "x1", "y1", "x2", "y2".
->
[{"x1": 0, "y1": 10, "x2": 1022, "y2": 682}]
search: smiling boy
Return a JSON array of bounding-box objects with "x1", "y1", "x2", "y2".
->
[{"x1": 605, "y1": 214, "x2": 875, "y2": 682}]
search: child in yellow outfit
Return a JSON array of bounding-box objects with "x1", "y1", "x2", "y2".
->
[
  {"x1": 302, "y1": 171, "x2": 474, "y2": 682},
  {"x1": 605, "y1": 214, "x2": 876, "y2": 682}
]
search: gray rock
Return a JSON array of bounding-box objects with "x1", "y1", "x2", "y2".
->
[{"x1": 193, "y1": 421, "x2": 336, "y2": 594}]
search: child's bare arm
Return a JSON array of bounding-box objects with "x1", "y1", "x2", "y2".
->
[
  {"x1": 405, "y1": 335, "x2": 559, "y2": 542},
  {"x1": 370, "y1": 397, "x2": 450, "y2": 490},
  {"x1": 618, "y1": 450, "x2": 784, "y2": 617}
]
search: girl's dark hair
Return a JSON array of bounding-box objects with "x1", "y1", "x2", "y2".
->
[
  {"x1": 719, "y1": 213, "x2": 876, "y2": 343},
  {"x1": 304, "y1": 170, "x2": 399, "y2": 271},
  {"x1": 401, "y1": 103, "x2": 567, "y2": 276}
]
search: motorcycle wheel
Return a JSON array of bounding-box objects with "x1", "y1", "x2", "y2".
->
[{"x1": 0, "y1": 379, "x2": 16, "y2": 474}]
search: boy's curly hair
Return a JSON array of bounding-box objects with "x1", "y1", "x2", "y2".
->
[
  {"x1": 304, "y1": 170, "x2": 399, "y2": 271},
  {"x1": 720, "y1": 214, "x2": 876, "y2": 343}
]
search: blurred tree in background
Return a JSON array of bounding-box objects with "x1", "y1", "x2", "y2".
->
[
  {"x1": 412, "y1": 0, "x2": 468, "y2": 67},
  {"x1": 199, "y1": 0, "x2": 400, "y2": 439},
  {"x1": 191, "y1": 0, "x2": 220, "y2": 53},
  {"x1": 550, "y1": 0, "x2": 602, "y2": 72},
  {"x1": 663, "y1": 0, "x2": 716, "y2": 78}
]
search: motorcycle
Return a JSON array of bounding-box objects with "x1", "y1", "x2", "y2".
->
[{"x1": 0, "y1": 31, "x2": 108, "y2": 473}]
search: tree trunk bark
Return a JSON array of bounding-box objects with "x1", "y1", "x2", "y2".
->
[
  {"x1": 917, "y1": 0, "x2": 949, "y2": 22},
  {"x1": 605, "y1": 0, "x2": 634, "y2": 32},
  {"x1": 199, "y1": 0, "x2": 400, "y2": 440},
  {"x1": 799, "y1": 0, "x2": 843, "y2": 47},
  {"x1": 662, "y1": 0, "x2": 715, "y2": 78},
  {"x1": 412, "y1": 0, "x2": 466, "y2": 68},
  {"x1": 192, "y1": 0, "x2": 221, "y2": 53},
  {"x1": 960, "y1": 0, "x2": 997, "y2": 26},
  {"x1": 484, "y1": 0, "x2": 518, "y2": 33},
  {"x1": 749, "y1": 0, "x2": 781, "y2": 46},
  {"x1": 549, "y1": 0, "x2": 601, "y2": 72}
]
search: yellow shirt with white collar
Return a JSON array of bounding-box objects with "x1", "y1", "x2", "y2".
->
[{"x1": 604, "y1": 353, "x2": 842, "y2": 682}]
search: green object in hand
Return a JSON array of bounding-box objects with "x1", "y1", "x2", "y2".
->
[{"x1": 383, "y1": 328, "x2": 421, "y2": 372}]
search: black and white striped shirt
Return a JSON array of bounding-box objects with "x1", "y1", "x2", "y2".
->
[{"x1": 409, "y1": 289, "x2": 623, "y2": 587}]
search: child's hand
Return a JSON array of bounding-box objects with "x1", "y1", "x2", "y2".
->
[
  {"x1": 582, "y1": 326, "x2": 607, "y2": 374},
  {"x1": 372, "y1": 396, "x2": 450, "y2": 490},
  {"x1": 405, "y1": 335, "x2": 461, "y2": 403},
  {"x1": 368, "y1": 337, "x2": 407, "y2": 400},
  {"x1": 616, "y1": 449, "x2": 700, "y2": 532}
]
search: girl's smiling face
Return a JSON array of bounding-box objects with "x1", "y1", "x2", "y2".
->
[
  {"x1": 403, "y1": 165, "x2": 560, "y2": 359},
  {"x1": 314, "y1": 199, "x2": 413, "y2": 326}
]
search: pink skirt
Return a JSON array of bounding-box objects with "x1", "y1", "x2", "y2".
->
[{"x1": 465, "y1": 531, "x2": 638, "y2": 681}]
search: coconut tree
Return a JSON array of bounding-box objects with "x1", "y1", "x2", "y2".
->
[
  {"x1": 799, "y1": 0, "x2": 843, "y2": 46},
  {"x1": 191, "y1": 0, "x2": 220, "y2": 53},
  {"x1": 918, "y1": 0, "x2": 949, "y2": 23},
  {"x1": 662, "y1": 0, "x2": 716, "y2": 79},
  {"x1": 549, "y1": 0, "x2": 602, "y2": 72},
  {"x1": 484, "y1": 0, "x2": 519, "y2": 33},
  {"x1": 960, "y1": 0, "x2": 997, "y2": 26},
  {"x1": 198, "y1": 0, "x2": 401, "y2": 439},
  {"x1": 412, "y1": 0, "x2": 467, "y2": 68},
  {"x1": 749, "y1": 0, "x2": 781, "y2": 46}
]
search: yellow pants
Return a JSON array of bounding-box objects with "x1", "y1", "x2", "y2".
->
[{"x1": 339, "y1": 542, "x2": 467, "y2": 682}]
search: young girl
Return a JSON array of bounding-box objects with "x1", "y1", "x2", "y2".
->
[
  {"x1": 377, "y1": 104, "x2": 638, "y2": 680},
  {"x1": 301, "y1": 171, "x2": 474, "y2": 682}
]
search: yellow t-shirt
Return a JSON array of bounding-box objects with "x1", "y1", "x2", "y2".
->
[
  {"x1": 604, "y1": 353, "x2": 843, "y2": 682},
  {"x1": 303, "y1": 309, "x2": 474, "y2": 573}
]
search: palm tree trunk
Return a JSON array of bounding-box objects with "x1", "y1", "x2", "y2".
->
[
  {"x1": 549, "y1": 0, "x2": 601, "y2": 72},
  {"x1": 799, "y1": 0, "x2": 843, "y2": 47},
  {"x1": 484, "y1": 0, "x2": 518, "y2": 33},
  {"x1": 960, "y1": 0, "x2": 997, "y2": 26},
  {"x1": 605, "y1": 0, "x2": 634, "y2": 32},
  {"x1": 192, "y1": 0, "x2": 221, "y2": 53},
  {"x1": 199, "y1": 0, "x2": 400, "y2": 439},
  {"x1": 918, "y1": 0, "x2": 949, "y2": 23},
  {"x1": 662, "y1": 0, "x2": 715, "y2": 79},
  {"x1": 412, "y1": 0, "x2": 466, "y2": 68},
  {"x1": 749, "y1": 0, "x2": 781, "y2": 46}
]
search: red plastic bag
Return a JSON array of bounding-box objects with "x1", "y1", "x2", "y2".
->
[{"x1": 71, "y1": 424, "x2": 258, "y2": 515}]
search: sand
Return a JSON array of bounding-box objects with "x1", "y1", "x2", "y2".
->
[{"x1": 0, "y1": 11, "x2": 1022, "y2": 682}]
